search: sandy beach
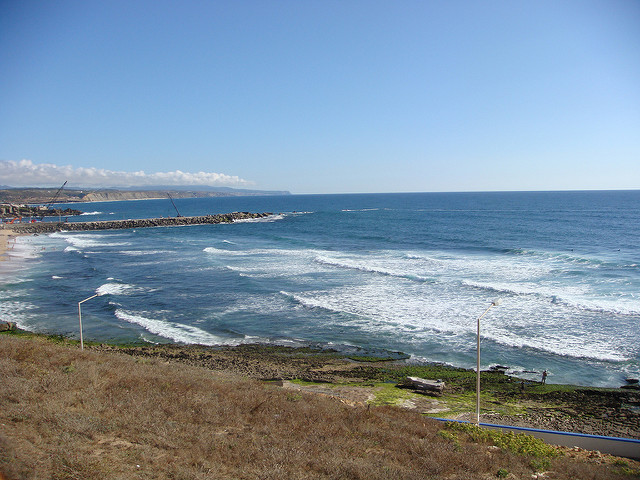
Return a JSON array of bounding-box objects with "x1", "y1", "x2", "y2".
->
[{"x1": 0, "y1": 227, "x2": 17, "y2": 261}]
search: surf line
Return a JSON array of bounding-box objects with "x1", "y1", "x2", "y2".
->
[{"x1": 6, "y1": 212, "x2": 273, "y2": 234}]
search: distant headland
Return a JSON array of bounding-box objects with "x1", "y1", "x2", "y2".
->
[{"x1": 0, "y1": 185, "x2": 291, "y2": 205}]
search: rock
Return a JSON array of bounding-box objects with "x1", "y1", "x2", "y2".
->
[
  {"x1": 0, "y1": 322, "x2": 16, "y2": 332},
  {"x1": 489, "y1": 365, "x2": 509, "y2": 373},
  {"x1": 400, "y1": 376, "x2": 445, "y2": 394},
  {"x1": 6, "y1": 212, "x2": 272, "y2": 234},
  {"x1": 621, "y1": 384, "x2": 640, "y2": 390}
]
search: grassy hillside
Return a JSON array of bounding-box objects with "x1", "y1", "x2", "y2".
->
[{"x1": 1, "y1": 335, "x2": 638, "y2": 480}]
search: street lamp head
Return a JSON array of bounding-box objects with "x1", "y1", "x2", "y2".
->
[{"x1": 491, "y1": 299, "x2": 501, "y2": 307}]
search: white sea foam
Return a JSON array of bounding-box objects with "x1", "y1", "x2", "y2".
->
[
  {"x1": 314, "y1": 254, "x2": 432, "y2": 282},
  {"x1": 53, "y1": 233, "x2": 130, "y2": 249},
  {"x1": 80, "y1": 211, "x2": 103, "y2": 215},
  {"x1": 119, "y1": 249, "x2": 171, "y2": 256},
  {"x1": 277, "y1": 259, "x2": 637, "y2": 365},
  {"x1": 52, "y1": 275, "x2": 63, "y2": 279},
  {"x1": 460, "y1": 279, "x2": 588, "y2": 300},
  {"x1": 115, "y1": 309, "x2": 240, "y2": 345},
  {"x1": 0, "y1": 299, "x2": 37, "y2": 330},
  {"x1": 2, "y1": 237, "x2": 42, "y2": 260},
  {"x1": 572, "y1": 297, "x2": 640, "y2": 316},
  {"x1": 225, "y1": 265, "x2": 277, "y2": 278},
  {"x1": 484, "y1": 325, "x2": 630, "y2": 362},
  {"x1": 233, "y1": 214, "x2": 285, "y2": 223},
  {"x1": 213, "y1": 245, "x2": 638, "y2": 366},
  {"x1": 96, "y1": 282, "x2": 140, "y2": 296},
  {"x1": 280, "y1": 290, "x2": 352, "y2": 315},
  {"x1": 203, "y1": 247, "x2": 243, "y2": 255},
  {"x1": 461, "y1": 280, "x2": 640, "y2": 316},
  {"x1": 204, "y1": 246, "x2": 301, "y2": 257}
]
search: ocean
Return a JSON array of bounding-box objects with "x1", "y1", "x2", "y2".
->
[{"x1": 2, "y1": 191, "x2": 639, "y2": 387}]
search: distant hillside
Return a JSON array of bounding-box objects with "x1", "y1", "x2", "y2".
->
[
  {"x1": 118, "y1": 185, "x2": 291, "y2": 195},
  {"x1": 0, "y1": 187, "x2": 291, "y2": 205}
]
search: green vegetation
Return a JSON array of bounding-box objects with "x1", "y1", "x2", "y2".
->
[
  {"x1": 1, "y1": 328, "x2": 97, "y2": 347},
  {"x1": 367, "y1": 382, "x2": 414, "y2": 407},
  {"x1": 346, "y1": 355, "x2": 398, "y2": 362},
  {"x1": 444, "y1": 421, "x2": 560, "y2": 472},
  {"x1": 434, "y1": 390, "x2": 528, "y2": 418},
  {"x1": 437, "y1": 430, "x2": 461, "y2": 451},
  {"x1": 445, "y1": 421, "x2": 559, "y2": 457},
  {"x1": 289, "y1": 378, "x2": 327, "y2": 386}
]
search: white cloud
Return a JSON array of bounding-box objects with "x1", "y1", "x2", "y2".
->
[{"x1": 0, "y1": 159, "x2": 252, "y2": 188}]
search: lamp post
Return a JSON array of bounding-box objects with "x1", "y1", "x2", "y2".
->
[
  {"x1": 476, "y1": 299, "x2": 501, "y2": 424},
  {"x1": 78, "y1": 293, "x2": 103, "y2": 350}
]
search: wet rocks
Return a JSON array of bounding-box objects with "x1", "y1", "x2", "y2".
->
[
  {"x1": 0, "y1": 322, "x2": 16, "y2": 332},
  {"x1": 399, "y1": 376, "x2": 445, "y2": 395}
]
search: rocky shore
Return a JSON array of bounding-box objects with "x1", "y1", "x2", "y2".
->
[
  {"x1": 5, "y1": 211, "x2": 272, "y2": 234},
  {"x1": 87, "y1": 342, "x2": 640, "y2": 440},
  {"x1": 2, "y1": 322, "x2": 638, "y2": 440}
]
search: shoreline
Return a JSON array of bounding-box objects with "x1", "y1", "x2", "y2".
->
[
  {"x1": 0, "y1": 228, "x2": 8, "y2": 260},
  {"x1": 0, "y1": 227, "x2": 21, "y2": 262},
  {"x1": 2, "y1": 328, "x2": 639, "y2": 440},
  {"x1": 100, "y1": 342, "x2": 640, "y2": 440},
  {"x1": 1, "y1": 223, "x2": 638, "y2": 440},
  {"x1": 1, "y1": 231, "x2": 635, "y2": 392},
  {"x1": 3, "y1": 333, "x2": 638, "y2": 479}
]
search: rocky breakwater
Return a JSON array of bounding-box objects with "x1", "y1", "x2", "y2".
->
[{"x1": 7, "y1": 212, "x2": 272, "y2": 234}]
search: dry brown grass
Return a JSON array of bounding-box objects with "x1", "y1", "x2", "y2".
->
[{"x1": 0, "y1": 335, "x2": 636, "y2": 480}]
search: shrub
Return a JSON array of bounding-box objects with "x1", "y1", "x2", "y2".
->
[{"x1": 445, "y1": 422, "x2": 558, "y2": 457}]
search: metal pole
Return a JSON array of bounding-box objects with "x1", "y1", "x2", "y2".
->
[
  {"x1": 476, "y1": 300, "x2": 501, "y2": 424},
  {"x1": 78, "y1": 302, "x2": 83, "y2": 350},
  {"x1": 78, "y1": 294, "x2": 101, "y2": 350}
]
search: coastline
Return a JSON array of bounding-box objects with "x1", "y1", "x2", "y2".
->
[
  {"x1": 3, "y1": 333, "x2": 637, "y2": 479},
  {"x1": 2, "y1": 328, "x2": 639, "y2": 440},
  {"x1": 104, "y1": 342, "x2": 640, "y2": 440},
  {"x1": 0, "y1": 227, "x2": 19, "y2": 262},
  {"x1": 2, "y1": 192, "x2": 637, "y2": 390}
]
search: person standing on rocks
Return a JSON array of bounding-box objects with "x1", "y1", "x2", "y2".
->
[{"x1": 541, "y1": 370, "x2": 548, "y2": 385}]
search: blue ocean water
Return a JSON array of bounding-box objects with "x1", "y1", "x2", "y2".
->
[{"x1": 2, "y1": 191, "x2": 639, "y2": 387}]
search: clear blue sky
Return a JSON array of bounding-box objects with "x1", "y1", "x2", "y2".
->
[{"x1": 1, "y1": 1, "x2": 639, "y2": 194}]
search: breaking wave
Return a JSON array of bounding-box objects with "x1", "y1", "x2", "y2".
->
[
  {"x1": 114, "y1": 309, "x2": 242, "y2": 346},
  {"x1": 314, "y1": 255, "x2": 433, "y2": 283}
]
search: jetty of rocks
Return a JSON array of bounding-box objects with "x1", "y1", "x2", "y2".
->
[{"x1": 5, "y1": 212, "x2": 272, "y2": 234}]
